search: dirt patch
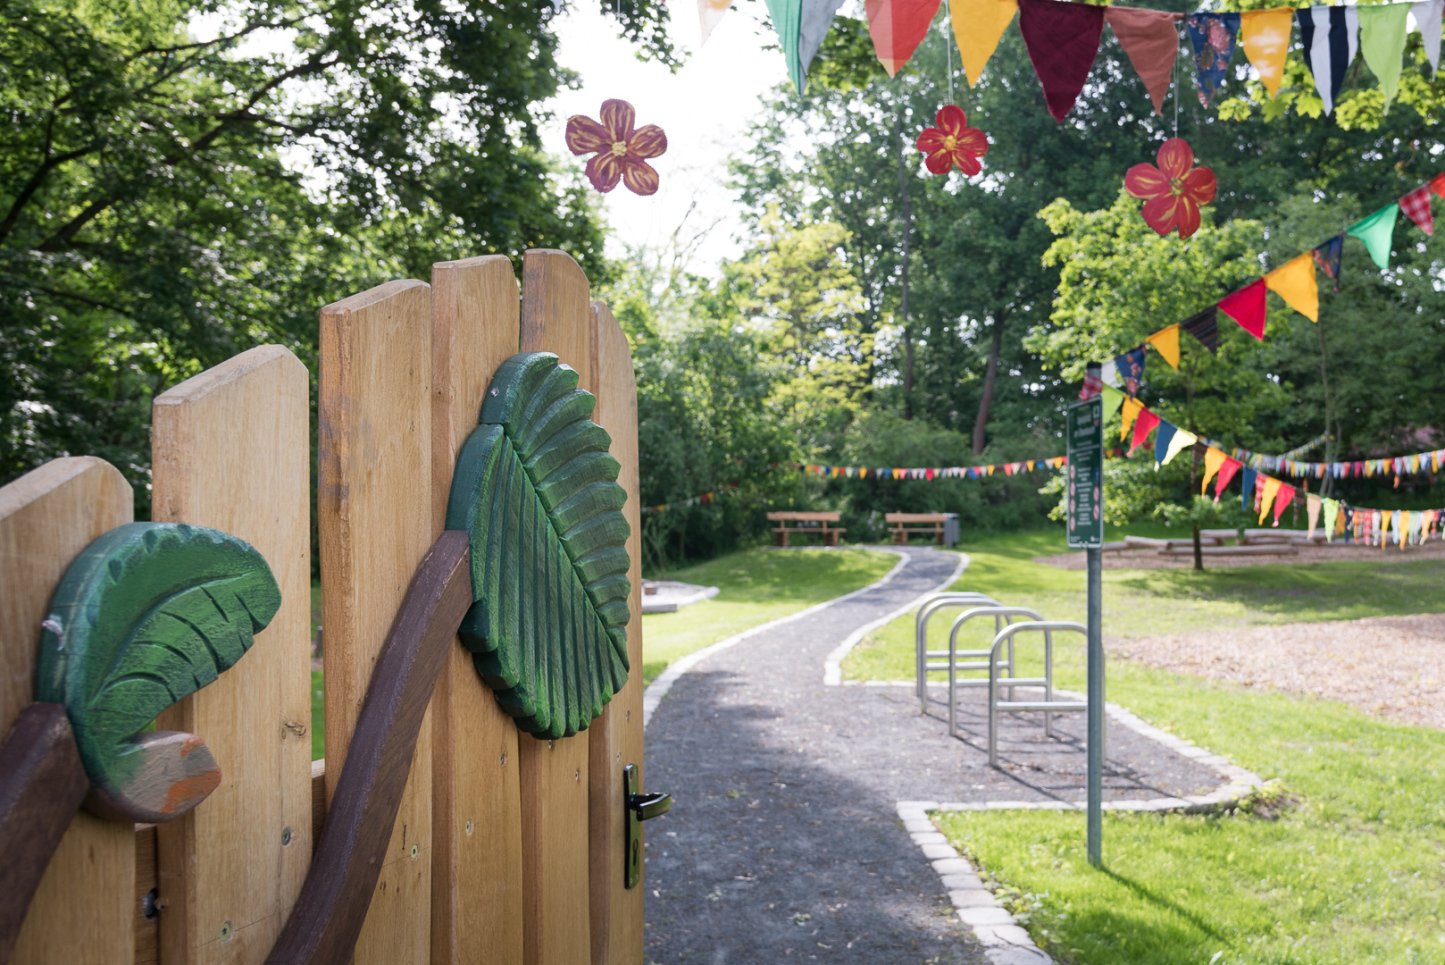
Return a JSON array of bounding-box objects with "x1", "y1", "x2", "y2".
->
[
  {"x1": 1109, "y1": 613, "x2": 1445, "y2": 730},
  {"x1": 1039, "y1": 537, "x2": 1445, "y2": 570}
]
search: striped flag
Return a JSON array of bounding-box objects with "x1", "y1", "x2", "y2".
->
[{"x1": 1297, "y1": 6, "x2": 1359, "y2": 115}]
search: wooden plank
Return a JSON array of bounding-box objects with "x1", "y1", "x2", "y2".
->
[
  {"x1": 151, "y1": 345, "x2": 313, "y2": 963},
  {"x1": 428, "y1": 256, "x2": 524, "y2": 964},
  {"x1": 268, "y1": 533, "x2": 471, "y2": 965},
  {"x1": 0, "y1": 457, "x2": 134, "y2": 964},
  {"x1": 136, "y1": 827, "x2": 158, "y2": 965},
  {"x1": 587, "y1": 301, "x2": 645, "y2": 965},
  {"x1": 319, "y1": 279, "x2": 435, "y2": 964},
  {"x1": 1158, "y1": 544, "x2": 1299, "y2": 557},
  {"x1": 518, "y1": 249, "x2": 593, "y2": 965}
]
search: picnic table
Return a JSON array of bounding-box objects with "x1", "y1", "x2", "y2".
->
[
  {"x1": 767, "y1": 510, "x2": 845, "y2": 547},
  {"x1": 886, "y1": 512, "x2": 952, "y2": 546}
]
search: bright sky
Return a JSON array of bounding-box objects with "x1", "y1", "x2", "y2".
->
[{"x1": 544, "y1": 2, "x2": 791, "y2": 271}]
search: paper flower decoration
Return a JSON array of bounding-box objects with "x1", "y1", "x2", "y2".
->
[
  {"x1": 1124, "y1": 138, "x2": 1217, "y2": 239},
  {"x1": 565, "y1": 99, "x2": 667, "y2": 196},
  {"x1": 915, "y1": 105, "x2": 989, "y2": 177}
]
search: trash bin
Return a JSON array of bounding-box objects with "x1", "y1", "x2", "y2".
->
[{"x1": 942, "y1": 513, "x2": 960, "y2": 548}]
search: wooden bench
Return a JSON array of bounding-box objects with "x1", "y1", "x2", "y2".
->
[
  {"x1": 767, "y1": 511, "x2": 845, "y2": 547},
  {"x1": 887, "y1": 512, "x2": 949, "y2": 545}
]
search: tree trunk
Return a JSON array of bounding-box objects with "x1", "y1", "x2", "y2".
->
[
  {"x1": 972, "y1": 315, "x2": 1005, "y2": 455},
  {"x1": 892, "y1": 99, "x2": 915, "y2": 415},
  {"x1": 1190, "y1": 444, "x2": 1204, "y2": 572},
  {"x1": 1315, "y1": 315, "x2": 1337, "y2": 498}
]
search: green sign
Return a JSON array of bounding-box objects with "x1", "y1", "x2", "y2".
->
[{"x1": 1067, "y1": 397, "x2": 1103, "y2": 548}]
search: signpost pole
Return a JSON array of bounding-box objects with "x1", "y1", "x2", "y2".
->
[{"x1": 1068, "y1": 363, "x2": 1105, "y2": 869}]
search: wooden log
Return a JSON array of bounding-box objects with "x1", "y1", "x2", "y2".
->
[
  {"x1": 0, "y1": 703, "x2": 89, "y2": 961},
  {"x1": 152, "y1": 345, "x2": 314, "y2": 963},
  {"x1": 1123, "y1": 535, "x2": 1169, "y2": 548},
  {"x1": 0, "y1": 457, "x2": 134, "y2": 965},
  {"x1": 1158, "y1": 544, "x2": 1299, "y2": 556},
  {"x1": 267, "y1": 532, "x2": 471, "y2": 965},
  {"x1": 320, "y1": 279, "x2": 436, "y2": 963},
  {"x1": 518, "y1": 249, "x2": 593, "y2": 965},
  {"x1": 428, "y1": 255, "x2": 524, "y2": 964},
  {"x1": 588, "y1": 301, "x2": 645, "y2": 965}
]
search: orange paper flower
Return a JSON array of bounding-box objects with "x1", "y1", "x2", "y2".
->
[
  {"x1": 565, "y1": 99, "x2": 667, "y2": 196},
  {"x1": 915, "y1": 105, "x2": 989, "y2": 177},
  {"x1": 1124, "y1": 137, "x2": 1217, "y2": 239}
]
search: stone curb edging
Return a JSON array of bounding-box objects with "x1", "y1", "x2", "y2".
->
[
  {"x1": 641, "y1": 548, "x2": 910, "y2": 729},
  {"x1": 899, "y1": 697, "x2": 1264, "y2": 963},
  {"x1": 820, "y1": 550, "x2": 970, "y2": 686}
]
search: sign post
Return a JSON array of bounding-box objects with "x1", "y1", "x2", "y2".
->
[{"x1": 1066, "y1": 385, "x2": 1104, "y2": 868}]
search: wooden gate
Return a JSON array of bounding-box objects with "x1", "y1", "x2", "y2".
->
[{"x1": 0, "y1": 250, "x2": 649, "y2": 964}]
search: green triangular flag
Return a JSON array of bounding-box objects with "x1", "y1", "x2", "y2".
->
[
  {"x1": 766, "y1": 0, "x2": 805, "y2": 93},
  {"x1": 1347, "y1": 203, "x2": 1398, "y2": 269},
  {"x1": 1358, "y1": 4, "x2": 1411, "y2": 110},
  {"x1": 1099, "y1": 384, "x2": 1125, "y2": 418}
]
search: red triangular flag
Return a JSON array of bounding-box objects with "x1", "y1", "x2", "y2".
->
[
  {"x1": 1129, "y1": 406, "x2": 1161, "y2": 455},
  {"x1": 1017, "y1": 0, "x2": 1107, "y2": 121},
  {"x1": 1106, "y1": 8, "x2": 1183, "y2": 115},
  {"x1": 1218, "y1": 279, "x2": 1267, "y2": 340},
  {"x1": 1214, "y1": 456, "x2": 1242, "y2": 501},
  {"x1": 1399, "y1": 184, "x2": 1435, "y2": 236},
  {"x1": 1272, "y1": 483, "x2": 1295, "y2": 526},
  {"x1": 865, "y1": 0, "x2": 943, "y2": 76}
]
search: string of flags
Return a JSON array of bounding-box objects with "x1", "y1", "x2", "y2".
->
[
  {"x1": 705, "y1": 0, "x2": 1444, "y2": 120},
  {"x1": 1097, "y1": 385, "x2": 1444, "y2": 547},
  {"x1": 1198, "y1": 436, "x2": 1445, "y2": 480},
  {"x1": 800, "y1": 456, "x2": 1069, "y2": 480},
  {"x1": 1091, "y1": 172, "x2": 1445, "y2": 391},
  {"x1": 640, "y1": 482, "x2": 739, "y2": 516}
]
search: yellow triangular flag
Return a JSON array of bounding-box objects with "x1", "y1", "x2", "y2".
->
[
  {"x1": 1257, "y1": 476, "x2": 1282, "y2": 524},
  {"x1": 1120, "y1": 396, "x2": 1143, "y2": 441},
  {"x1": 952, "y1": 0, "x2": 1018, "y2": 85},
  {"x1": 1240, "y1": 8, "x2": 1294, "y2": 98},
  {"x1": 1201, "y1": 447, "x2": 1227, "y2": 494},
  {"x1": 1145, "y1": 324, "x2": 1181, "y2": 369},
  {"x1": 1265, "y1": 253, "x2": 1319, "y2": 322},
  {"x1": 1380, "y1": 510, "x2": 1393, "y2": 547},
  {"x1": 1161, "y1": 427, "x2": 1198, "y2": 466},
  {"x1": 1397, "y1": 510, "x2": 1410, "y2": 550}
]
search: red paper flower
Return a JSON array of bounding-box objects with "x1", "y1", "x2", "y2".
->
[
  {"x1": 1124, "y1": 138, "x2": 1217, "y2": 239},
  {"x1": 565, "y1": 99, "x2": 667, "y2": 196},
  {"x1": 915, "y1": 105, "x2": 989, "y2": 177}
]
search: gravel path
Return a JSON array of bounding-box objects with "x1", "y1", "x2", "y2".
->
[
  {"x1": 1111, "y1": 612, "x2": 1445, "y2": 730},
  {"x1": 643, "y1": 546, "x2": 1222, "y2": 964}
]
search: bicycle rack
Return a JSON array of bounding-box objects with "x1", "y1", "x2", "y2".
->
[
  {"x1": 987, "y1": 621, "x2": 1089, "y2": 768},
  {"x1": 914, "y1": 593, "x2": 999, "y2": 713},
  {"x1": 943, "y1": 606, "x2": 1043, "y2": 739}
]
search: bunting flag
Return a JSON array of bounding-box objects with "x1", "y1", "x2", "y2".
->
[
  {"x1": 1397, "y1": 509, "x2": 1410, "y2": 548},
  {"x1": 1312, "y1": 235, "x2": 1344, "y2": 292},
  {"x1": 1106, "y1": 7, "x2": 1183, "y2": 114},
  {"x1": 1187, "y1": 12, "x2": 1241, "y2": 107},
  {"x1": 800, "y1": 0, "x2": 851, "y2": 85},
  {"x1": 954, "y1": 0, "x2": 1019, "y2": 84},
  {"x1": 1100, "y1": 357, "x2": 1120, "y2": 387},
  {"x1": 1240, "y1": 8, "x2": 1294, "y2": 98},
  {"x1": 1116, "y1": 345, "x2": 1147, "y2": 393},
  {"x1": 697, "y1": 0, "x2": 732, "y2": 44},
  {"x1": 1216, "y1": 456, "x2": 1242, "y2": 501},
  {"x1": 1240, "y1": 466, "x2": 1257, "y2": 513},
  {"x1": 1145, "y1": 324, "x2": 1181, "y2": 368},
  {"x1": 1161, "y1": 425, "x2": 1197, "y2": 466},
  {"x1": 1120, "y1": 395, "x2": 1144, "y2": 440},
  {"x1": 1264, "y1": 253, "x2": 1319, "y2": 322},
  {"x1": 1257, "y1": 474, "x2": 1282, "y2": 524},
  {"x1": 1399, "y1": 183, "x2": 1435, "y2": 235},
  {"x1": 1219, "y1": 279, "x2": 1268, "y2": 340},
  {"x1": 1153, "y1": 421, "x2": 1177, "y2": 467},
  {"x1": 1130, "y1": 406, "x2": 1161, "y2": 455},
  {"x1": 1306, "y1": 492, "x2": 1322, "y2": 538},
  {"x1": 1100, "y1": 384, "x2": 1126, "y2": 418},
  {"x1": 1297, "y1": 6, "x2": 1358, "y2": 116},
  {"x1": 864, "y1": 0, "x2": 942, "y2": 77},
  {"x1": 766, "y1": 0, "x2": 805, "y2": 92},
  {"x1": 1348, "y1": 203, "x2": 1399, "y2": 269},
  {"x1": 1272, "y1": 482, "x2": 1296, "y2": 526},
  {"x1": 1415, "y1": 0, "x2": 1443, "y2": 74},
  {"x1": 1180, "y1": 306, "x2": 1220, "y2": 353},
  {"x1": 1379, "y1": 510, "x2": 1393, "y2": 547},
  {"x1": 1202, "y1": 446, "x2": 1227, "y2": 493},
  {"x1": 1018, "y1": 0, "x2": 1107, "y2": 121},
  {"x1": 1358, "y1": 2, "x2": 1412, "y2": 109},
  {"x1": 1322, "y1": 496, "x2": 1340, "y2": 541}
]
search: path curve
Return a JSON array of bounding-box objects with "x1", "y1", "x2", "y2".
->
[{"x1": 642, "y1": 546, "x2": 988, "y2": 963}]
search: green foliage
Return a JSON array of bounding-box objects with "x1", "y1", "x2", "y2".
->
[{"x1": 446, "y1": 353, "x2": 630, "y2": 739}]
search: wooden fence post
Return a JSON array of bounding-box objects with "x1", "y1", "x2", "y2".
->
[
  {"x1": 428, "y1": 256, "x2": 524, "y2": 963},
  {"x1": 319, "y1": 280, "x2": 436, "y2": 963},
  {"x1": 151, "y1": 345, "x2": 314, "y2": 963},
  {"x1": 517, "y1": 250, "x2": 596, "y2": 965},
  {"x1": 0, "y1": 458, "x2": 135, "y2": 963}
]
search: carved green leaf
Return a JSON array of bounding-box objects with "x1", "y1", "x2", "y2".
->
[
  {"x1": 35, "y1": 523, "x2": 281, "y2": 821},
  {"x1": 445, "y1": 352, "x2": 631, "y2": 739}
]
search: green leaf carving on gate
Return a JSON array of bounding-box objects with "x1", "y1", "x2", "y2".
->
[
  {"x1": 445, "y1": 352, "x2": 631, "y2": 739},
  {"x1": 35, "y1": 522, "x2": 281, "y2": 822}
]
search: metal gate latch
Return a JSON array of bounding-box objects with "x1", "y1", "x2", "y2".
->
[{"x1": 623, "y1": 763, "x2": 671, "y2": 889}]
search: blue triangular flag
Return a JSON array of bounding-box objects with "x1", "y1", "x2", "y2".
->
[{"x1": 1240, "y1": 467, "x2": 1257, "y2": 513}]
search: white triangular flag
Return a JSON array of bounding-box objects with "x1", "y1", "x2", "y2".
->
[{"x1": 1413, "y1": 0, "x2": 1443, "y2": 74}]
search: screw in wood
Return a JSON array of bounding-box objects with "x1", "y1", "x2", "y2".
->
[
  {"x1": 409, "y1": 844, "x2": 419, "y2": 859},
  {"x1": 465, "y1": 819, "x2": 475, "y2": 836},
  {"x1": 499, "y1": 752, "x2": 507, "y2": 766},
  {"x1": 281, "y1": 826, "x2": 293, "y2": 847},
  {"x1": 219, "y1": 920, "x2": 234, "y2": 943},
  {"x1": 574, "y1": 769, "x2": 581, "y2": 782}
]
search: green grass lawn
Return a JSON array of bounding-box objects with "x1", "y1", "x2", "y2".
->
[
  {"x1": 852, "y1": 529, "x2": 1445, "y2": 963},
  {"x1": 641, "y1": 546, "x2": 897, "y2": 685}
]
